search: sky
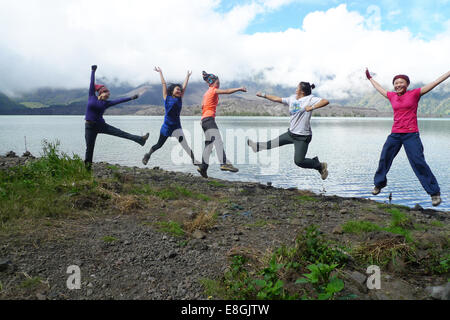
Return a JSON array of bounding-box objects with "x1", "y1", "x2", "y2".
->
[{"x1": 0, "y1": 0, "x2": 449, "y2": 98}]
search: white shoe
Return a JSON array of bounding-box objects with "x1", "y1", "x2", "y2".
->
[{"x1": 432, "y1": 195, "x2": 441, "y2": 207}]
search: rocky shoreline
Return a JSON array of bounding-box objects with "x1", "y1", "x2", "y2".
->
[{"x1": 0, "y1": 153, "x2": 449, "y2": 300}]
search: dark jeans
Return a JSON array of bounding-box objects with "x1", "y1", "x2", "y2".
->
[
  {"x1": 148, "y1": 129, "x2": 197, "y2": 164},
  {"x1": 256, "y1": 130, "x2": 322, "y2": 170},
  {"x1": 201, "y1": 117, "x2": 228, "y2": 167},
  {"x1": 374, "y1": 132, "x2": 440, "y2": 196},
  {"x1": 84, "y1": 121, "x2": 144, "y2": 166}
]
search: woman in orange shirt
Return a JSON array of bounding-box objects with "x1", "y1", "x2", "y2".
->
[{"x1": 197, "y1": 71, "x2": 247, "y2": 178}]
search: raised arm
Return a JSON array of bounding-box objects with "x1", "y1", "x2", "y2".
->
[
  {"x1": 366, "y1": 68, "x2": 388, "y2": 99},
  {"x1": 216, "y1": 87, "x2": 247, "y2": 95},
  {"x1": 106, "y1": 94, "x2": 139, "y2": 108},
  {"x1": 182, "y1": 70, "x2": 192, "y2": 96},
  {"x1": 305, "y1": 99, "x2": 329, "y2": 111},
  {"x1": 154, "y1": 67, "x2": 167, "y2": 100},
  {"x1": 256, "y1": 91, "x2": 283, "y2": 103},
  {"x1": 420, "y1": 71, "x2": 450, "y2": 96},
  {"x1": 89, "y1": 65, "x2": 97, "y2": 97}
]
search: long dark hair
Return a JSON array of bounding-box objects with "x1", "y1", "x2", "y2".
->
[
  {"x1": 299, "y1": 82, "x2": 315, "y2": 96},
  {"x1": 167, "y1": 83, "x2": 182, "y2": 97}
]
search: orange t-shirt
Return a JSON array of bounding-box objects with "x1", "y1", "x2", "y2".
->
[{"x1": 201, "y1": 86, "x2": 219, "y2": 119}]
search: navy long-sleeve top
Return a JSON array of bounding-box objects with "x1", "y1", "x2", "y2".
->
[{"x1": 85, "y1": 69, "x2": 132, "y2": 123}]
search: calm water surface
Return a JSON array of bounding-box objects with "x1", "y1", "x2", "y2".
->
[{"x1": 1, "y1": 115, "x2": 449, "y2": 211}]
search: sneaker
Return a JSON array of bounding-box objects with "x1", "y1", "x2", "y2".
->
[
  {"x1": 319, "y1": 162, "x2": 328, "y2": 180},
  {"x1": 220, "y1": 163, "x2": 239, "y2": 173},
  {"x1": 140, "y1": 133, "x2": 150, "y2": 146},
  {"x1": 247, "y1": 139, "x2": 257, "y2": 153},
  {"x1": 372, "y1": 186, "x2": 382, "y2": 195},
  {"x1": 431, "y1": 194, "x2": 441, "y2": 207},
  {"x1": 197, "y1": 165, "x2": 208, "y2": 178},
  {"x1": 142, "y1": 153, "x2": 151, "y2": 165}
]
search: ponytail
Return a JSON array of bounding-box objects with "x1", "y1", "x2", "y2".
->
[{"x1": 299, "y1": 82, "x2": 315, "y2": 96}]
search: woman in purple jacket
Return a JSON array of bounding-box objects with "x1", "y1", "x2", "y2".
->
[{"x1": 84, "y1": 65, "x2": 149, "y2": 170}]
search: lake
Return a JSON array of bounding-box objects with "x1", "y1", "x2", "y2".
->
[{"x1": 1, "y1": 115, "x2": 449, "y2": 211}]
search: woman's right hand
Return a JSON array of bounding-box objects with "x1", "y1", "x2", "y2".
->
[
  {"x1": 154, "y1": 66, "x2": 162, "y2": 73},
  {"x1": 92, "y1": 65, "x2": 97, "y2": 71},
  {"x1": 256, "y1": 91, "x2": 264, "y2": 97}
]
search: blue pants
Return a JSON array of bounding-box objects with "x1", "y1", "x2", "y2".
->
[{"x1": 374, "y1": 132, "x2": 440, "y2": 196}]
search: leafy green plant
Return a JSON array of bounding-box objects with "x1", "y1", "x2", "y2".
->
[
  {"x1": 155, "y1": 221, "x2": 185, "y2": 237},
  {"x1": 296, "y1": 263, "x2": 344, "y2": 300}
]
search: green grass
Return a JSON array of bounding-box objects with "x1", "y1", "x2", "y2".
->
[
  {"x1": 342, "y1": 221, "x2": 382, "y2": 234},
  {"x1": 102, "y1": 236, "x2": 118, "y2": 243},
  {"x1": 296, "y1": 195, "x2": 319, "y2": 203},
  {"x1": 155, "y1": 221, "x2": 185, "y2": 237},
  {"x1": 20, "y1": 277, "x2": 43, "y2": 289},
  {"x1": 341, "y1": 209, "x2": 415, "y2": 242},
  {"x1": 430, "y1": 220, "x2": 444, "y2": 228},
  {"x1": 0, "y1": 140, "x2": 93, "y2": 228},
  {"x1": 208, "y1": 180, "x2": 227, "y2": 188},
  {"x1": 131, "y1": 184, "x2": 210, "y2": 201}
]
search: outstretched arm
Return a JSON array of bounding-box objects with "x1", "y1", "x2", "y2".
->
[
  {"x1": 366, "y1": 68, "x2": 388, "y2": 98},
  {"x1": 182, "y1": 70, "x2": 192, "y2": 97},
  {"x1": 154, "y1": 67, "x2": 167, "y2": 100},
  {"x1": 256, "y1": 91, "x2": 283, "y2": 103},
  {"x1": 305, "y1": 99, "x2": 329, "y2": 111},
  {"x1": 89, "y1": 65, "x2": 97, "y2": 97},
  {"x1": 420, "y1": 71, "x2": 450, "y2": 96},
  {"x1": 216, "y1": 87, "x2": 247, "y2": 95}
]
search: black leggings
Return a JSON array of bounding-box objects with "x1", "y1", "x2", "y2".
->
[
  {"x1": 148, "y1": 130, "x2": 196, "y2": 164},
  {"x1": 201, "y1": 117, "x2": 228, "y2": 167},
  {"x1": 256, "y1": 131, "x2": 322, "y2": 170},
  {"x1": 85, "y1": 121, "x2": 144, "y2": 165}
]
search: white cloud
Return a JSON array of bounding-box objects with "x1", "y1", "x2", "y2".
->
[{"x1": 0, "y1": 1, "x2": 449, "y2": 99}]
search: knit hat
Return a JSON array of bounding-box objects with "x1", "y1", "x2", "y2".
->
[
  {"x1": 392, "y1": 75, "x2": 410, "y2": 85},
  {"x1": 202, "y1": 71, "x2": 218, "y2": 85},
  {"x1": 95, "y1": 84, "x2": 108, "y2": 94}
]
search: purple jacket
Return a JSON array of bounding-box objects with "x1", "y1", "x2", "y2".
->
[{"x1": 85, "y1": 69, "x2": 132, "y2": 123}]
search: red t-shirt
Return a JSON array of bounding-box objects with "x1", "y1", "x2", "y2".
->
[{"x1": 387, "y1": 88, "x2": 421, "y2": 133}]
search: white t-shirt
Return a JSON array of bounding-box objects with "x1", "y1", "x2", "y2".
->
[{"x1": 281, "y1": 94, "x2": 322, "y2": 135}]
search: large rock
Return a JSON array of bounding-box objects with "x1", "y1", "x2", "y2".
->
[{"x1": 425, "y1": 283, "x2": 450, "y2": 300}]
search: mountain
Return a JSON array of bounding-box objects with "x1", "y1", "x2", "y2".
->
[
  {"x1": 0, "y1": 92, "x2": 29, "y2": 114},
  {"x1": 3, "y1": 81, "x2": 450, "y2": 116}
]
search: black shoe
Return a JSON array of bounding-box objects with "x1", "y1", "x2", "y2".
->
[
  {"x1": 197, "y1": 165, "x2": 208, "y2": 178},
  {"x1": 140, "y1": 133, "x2": 150, "y2": 146},
  {"x1": 142, "y1": 153, "x2": 151, "y2": 165}
]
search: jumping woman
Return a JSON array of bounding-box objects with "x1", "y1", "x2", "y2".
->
[
  {"x1": 84, "y1": 65, "x2": 149, "y2": 170},
  {"x1": 247, "y1": 82, "x2": 330, "y2": 180},
  {"x1": 197, "y1": 71, "x2": 247, "y2": 178},
  {"x1": 142, "y1": 67, "x2": 199, "y2": 166},
  {"x1": 366, "y1": 68, "x2": 450, "y2": 206}
]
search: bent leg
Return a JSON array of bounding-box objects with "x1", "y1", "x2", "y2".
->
[
  {"x1": 149, "y1": 133, "x2": 169, "y2": 154},
  {"x1": 374, "y1": 133, "x2": 402, "y2": 188},
  {"x1": 173, "y1": 128, "x2": 198, "y2": 164},
  {"x1": 99, "y1": 122, "x2": 145, "y2": 145},
  {"x1": 293, "y1": 136, "x2": 321, "y2": 170},
  {"x1": 403, "y1": 133, "x2": 440, "y2": 196}
]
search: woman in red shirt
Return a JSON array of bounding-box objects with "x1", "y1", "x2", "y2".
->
[{"x1": 366, "y1": 68, "x2": 449, "y2": 206}]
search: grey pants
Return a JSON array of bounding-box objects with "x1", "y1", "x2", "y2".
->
[
  {"x1": 256, "y1": 130, "x2": 322, "y2": 170},
  {"x1": 148, "y1": 130, "x2": 197, "y2": 164},
  {"x1": 201, "y1": 117, "x2": 228, "y2": 167},
  {"x1": 85, "y1": 121, "x2": 144, "y2": 166}
]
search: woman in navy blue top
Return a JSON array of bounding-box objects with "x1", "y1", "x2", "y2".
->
[
  {"x1": 84, "y1": 65, "x2": 149, "y2": 169},
  {"x1": 142, "y1": 67, "x2": 199, "y2": 167}
]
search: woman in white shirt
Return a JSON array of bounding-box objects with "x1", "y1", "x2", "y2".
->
[{"x1": 248, "y1": 82, "x2": 330, "y2": 180}]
